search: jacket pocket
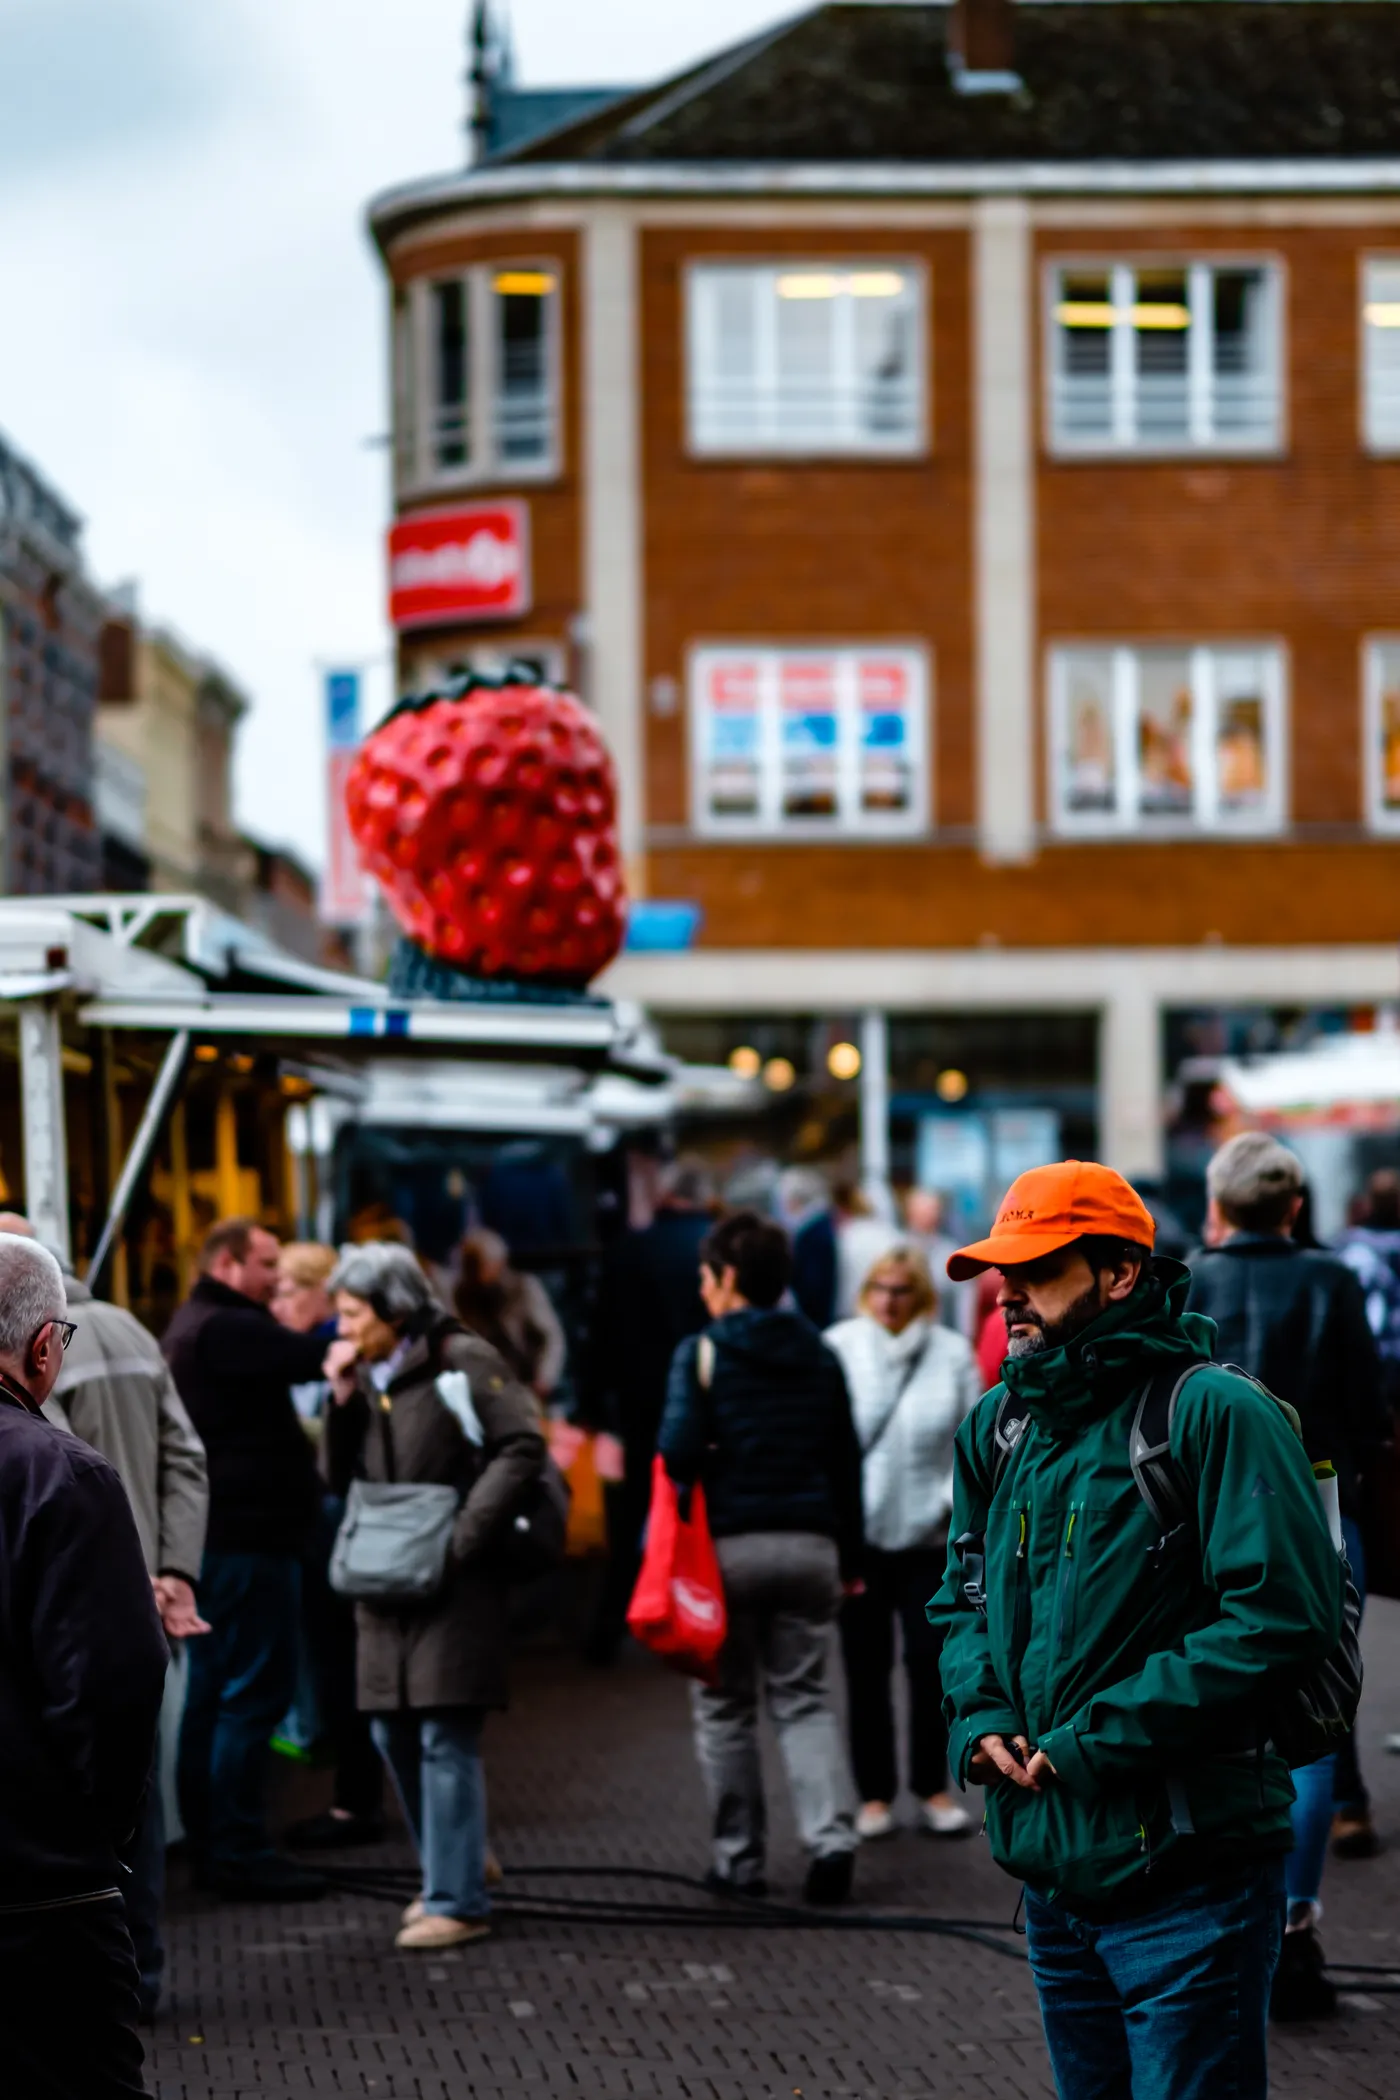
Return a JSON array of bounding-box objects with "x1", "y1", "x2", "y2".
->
[{"x1": 987, "y1": 1778, "x2": 1147, "y2": 1905}]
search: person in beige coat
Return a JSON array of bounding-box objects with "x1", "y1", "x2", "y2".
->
[{"x1": 323, "y1": 1241, "x2": 545, "y2": 1952}]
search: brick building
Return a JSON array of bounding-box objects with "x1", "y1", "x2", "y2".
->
[
  {"x1": 368, "y1": 0, "x2": 1400, "y2": 1225},
  {"x1": 0, "y1": 429, "x2": 105, "y2": 894}
]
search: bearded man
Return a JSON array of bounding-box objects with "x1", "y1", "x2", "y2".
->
[{"x1": 928, "y1": 1161, "x2": 1341, "y2": 2100}]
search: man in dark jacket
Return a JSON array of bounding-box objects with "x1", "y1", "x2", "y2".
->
[
  {"x1": 933, "y1": 1161, "x2": 1342, "y2": 2100},
  {"x1": 0, "y1": 1231, "x2": 168, "y2": 2097},
  {"x1": 164, "y1": 1217, "x2": 331, "y2": 1899},
  {"x1": 1187, "y1": 1130, "x2": 1390, "y2": 2007},
  {"x1": 659, "y1": 1209, "x2": 864, "y2": 1906},
  {"x1": 587, "y1": 1158, "x2": 714, "y2": 1662}
]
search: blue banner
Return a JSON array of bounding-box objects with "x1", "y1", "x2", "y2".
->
[{"x1": 326, "y1": 670, "x2": 360, "y2": 751}]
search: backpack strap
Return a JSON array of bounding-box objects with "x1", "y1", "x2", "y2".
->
[
  {"x1": 991, "y1": 1388, "x2": 1032, "y2": 1488},
  {"x1": 1129, "y1": 1361, "x2": 1210, "y2": 1560}
]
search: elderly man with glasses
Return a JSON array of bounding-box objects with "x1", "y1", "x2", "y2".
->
[{"x1": 0, "y1": 1230, "x2": 169, "y2": 2097}]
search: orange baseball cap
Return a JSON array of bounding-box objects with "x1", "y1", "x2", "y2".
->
[{"x1": 946, "y1": 1160, "x2": 1156, "y2": 1281}]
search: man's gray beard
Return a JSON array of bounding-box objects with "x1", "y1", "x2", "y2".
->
[{"x1": 1003, "y1": 1278, "x2": 1106, "y2": 1361}]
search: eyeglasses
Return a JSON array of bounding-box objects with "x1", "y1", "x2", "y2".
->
[{"x1": 44, "y1": 1320, "x2": 77, "y2": 1352}]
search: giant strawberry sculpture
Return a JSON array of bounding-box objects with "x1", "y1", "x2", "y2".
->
[{"x1": 345, "y1": 671, "x2": 627, "y2": 987}]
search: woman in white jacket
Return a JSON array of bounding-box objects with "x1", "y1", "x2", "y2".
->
[{"x1": 826, "y1": 1244, "x2": 982, "y2": 1839}]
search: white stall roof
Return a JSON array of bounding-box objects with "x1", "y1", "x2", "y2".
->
[{"x1": 1220, "y1": 1029, "x2": 1400, "y2": 1116}]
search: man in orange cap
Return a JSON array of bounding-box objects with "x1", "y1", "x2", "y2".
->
[{"x1": 929, "y1": 1160, "x2": 1345, "y2": 2100}]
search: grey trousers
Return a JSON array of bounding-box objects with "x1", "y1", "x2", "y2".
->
[{"x1": 691, "y1": 1531, "x2": 858, "y2": 1885}]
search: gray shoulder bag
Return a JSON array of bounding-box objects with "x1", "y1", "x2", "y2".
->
[{"x1": 329, "y1": 1396, "x2": 460, "y2": 1605}]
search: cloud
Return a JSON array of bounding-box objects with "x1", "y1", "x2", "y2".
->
[{"x1": 0, "y1": 0, "x2": 245, "y2": 182}]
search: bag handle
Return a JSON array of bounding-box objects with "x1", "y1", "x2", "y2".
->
[{"x1": 860, "y1": 1332, "x2": 933, "y2": 1459}]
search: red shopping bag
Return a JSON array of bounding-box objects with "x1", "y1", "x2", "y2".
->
[{"x1": 626, "y1": 1456, "x2": 728, "y2": 1681}]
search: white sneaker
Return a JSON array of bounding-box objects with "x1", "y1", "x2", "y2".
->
[
  {"x1": 856, "y1": 1802, "x2": 896, "y2": 1840},
  {"x1": 921, "y1": 1798, "x2": 972, "y2": 1837}
]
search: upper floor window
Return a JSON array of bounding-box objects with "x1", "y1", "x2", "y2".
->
[
  {"x1": 689, "y1": 644, "x2": 929, "y2": 838},
  {"x1": 1048, "y1": 261, "x2": 1281, "y2": 454},
  {"x1": 1050, "y1": 643, "x2": 1284, "y2": 836},
  {"x1": 1363, "y1": 259, "x2": 1400, "y2": 452},
  {"x1": 1365, "y1": 639, "x2": 1400, "y2": 829},
  {"x1": 686, "y1": 263, "x2": 925, "y2": 456},
  {"x1": 395, "y1": 263, "x2": 559, "y2": 489}
]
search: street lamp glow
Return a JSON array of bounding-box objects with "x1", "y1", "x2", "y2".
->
[
  {"x1": 827, "y1": 1041, "x2": 862, "y2": 1080},
  {"x1": 729, "y1": 1045, "x2": 761, "y2": 1079},
  {"x1": 763, "y1": 1056, "x2": 797, "y2": 1092},
  {"x1": 936, "y1": 1068, "x2": 969, "y2": 1103}
]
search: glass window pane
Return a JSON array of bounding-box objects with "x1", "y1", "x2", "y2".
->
[
  {"x1": 1213, "y1": 269, "x2": 1271, "y2": 440},
  {"x1": 1054, "y1": 270, "x2": 1114, "y2": 441},
  {"x1": 1133, "y1": 270, "x2": 1190, "y2": 443},
  {"x1": 1213, "y1": 651, "x2": 1270, "y2": 817},
  {"x1": 858, "y1": 655, "x2": 915, "y2": 813},
  {"x1": 1365, "y1": 260, "x2": 1400, "y2": 449},
  {"x1": 432, "y1": 280, "x2": 469, "y2": 468},
  {"x1": 1059, "y1": 651, "x2": 1118, "y2": 815},
  {"x1": 774, "y1": 277, "x2": 838, "y2": 446},
  {"x1": 1377, "y1": 643, "x2": 1400, "y2": 817},
  {"x1": 853, "y1": 272, "x2": 919, "y2": 442},
  {"x1": 1137, "y1": 649, "x2": 1195, "y2": 817},
  {"x1": 780, "y1": 657, "x2": 840, "y2": 818},
  {"x1": 701, "y1": 659, "x2": 762, "y2": 820},
  {"x1": 494, "y1": 269, "x2": 555, "y2": 464}
]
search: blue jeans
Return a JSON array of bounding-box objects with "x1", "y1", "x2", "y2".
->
[
  {"x1": 1333, "y1": 1515, "x2": 1368, "y2": 1817},
  {"x1": 177, "y1": 1551, "x2": 301, "y2": 1869},
  {"x1": 1025, "y1": 1863, "x2": 1286, "y2": 2100},
  {"x1": 371, "y1": 1709, "x2": 489, "y2": 1920},
  {"x1": 1287, "y1": 1754, "x2": 1337, "y2": 1907}
]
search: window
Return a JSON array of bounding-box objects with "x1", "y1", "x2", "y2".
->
[
  {"x1": 1050, "y1": 644, "x2": 1284, "y2": 835},
  {"x1": 689, "y1": 645, "x2": 929, "y2": 837},
  {"x1": 1365, "y1": 640, "x2": 1400, "y2": 829},
  {"x1": 687, "y1": 264, "x2": 925, "y2": 455},
  {"x1": 1048, "y1": 262, "x2": 1281, "y2": 453},
  {"x1": 396, "y1": 263, "x2": 559, "y2": 487},
  {"x1": 1363, "y1": 259, "x2": 1400, "y2": 450}
]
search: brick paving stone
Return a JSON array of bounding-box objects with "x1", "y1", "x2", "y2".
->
[{"x1": 150, "y1": 1595, "x2": 1400, "y2": 2099}]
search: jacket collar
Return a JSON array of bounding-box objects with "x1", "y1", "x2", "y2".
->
[
  {"x1": 192, "y1": 1275, "x2": 268, "y2": 1315},
  {"x1": 1000, "y1": 1257, "x2": 1214, "y2": 1438},
  {"x1": 1218, "y1": 1232, "x2": 1300, "y2": 1258},
  {"x1": 0, "y1": 1367, "x2": 44, "y2": 1417}
]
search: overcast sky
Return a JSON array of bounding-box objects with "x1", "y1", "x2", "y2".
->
[{"x1": 0, "y1": 0, "x2": 797, "y2": 868}]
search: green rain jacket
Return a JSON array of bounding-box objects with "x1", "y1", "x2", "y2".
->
[{"x1": 929, "y1": 1258, "x2": 1344, "y2": 1913}]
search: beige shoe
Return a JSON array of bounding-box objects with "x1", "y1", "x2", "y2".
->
[
  {"x1": 856, "y1": 1802, "x2": 895, "y2": 1840},
  {"x1": 395, "y1": 1913, "x2": 491, "y2": 1951},
  {"x1": 401, "y1": 1897, "x2": 425, "y2": 1927},
  {"x1": 485, "y1": 1851, "x2": 504, "y2": 1887}
]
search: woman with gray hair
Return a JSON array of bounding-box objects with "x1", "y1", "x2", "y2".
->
[{"x1": 323, "y1": 1242, "x2": 546, "y2": 1952}]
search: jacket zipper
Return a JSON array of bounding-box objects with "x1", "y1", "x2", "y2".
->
[
  {"x1": 1053, "y1": 1509, "x2": 1077, "y2": 1651},
  {"x1": 1010, "y1": 1508, "x2": 1032, "y2": 1691}
]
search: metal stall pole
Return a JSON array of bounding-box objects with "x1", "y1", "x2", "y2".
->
[
  {"x1": 859, "y1": 1007, "x2": 893, "y2": 1219},
  {"x1": 18, "y1": 999, "x2": 71, "y2": 1262},
  {"x1": 88, "y1": 1031, "x2": 190, "y2": 1294}
]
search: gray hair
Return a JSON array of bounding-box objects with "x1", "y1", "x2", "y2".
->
[
  {"x1": 0, "y1": 1234, "x2": 67, "y2": 1361},
  {"x1": 1207, "y1": 1131, "x2": 1303, "y2": 1226},
  {"x1": 329, "y1": 1240, "x2": 437, "y2": 1324}
]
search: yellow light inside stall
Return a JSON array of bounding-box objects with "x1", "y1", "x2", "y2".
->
[
  {"x1": 777, "y1": 273, "x2": 841, "y2": 300},
  {"x1": 936, "y1": 1068, "x2": 969, "y2": 1103},
  {"x1": 728, "y1": 1045, "x2": 762, "y2": 1079},
  {"x1": 493, "y1": 270, "x2": 556, "y2": 296},
  {"x1": 763, "y1": 1056, "x2": 797, "y2": 1092},
  {"x1": 827, "y1": 1041, "x2": 862, "y2": 1081},
  {"x1": 1365, "y1": 302, "x2": 1400, "y2": 329}
]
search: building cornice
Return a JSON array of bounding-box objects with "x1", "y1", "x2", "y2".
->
[{"x1": 369, "y1": 157, "x2": 1400, "y2": 250}]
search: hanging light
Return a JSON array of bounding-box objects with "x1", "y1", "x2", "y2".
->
[
  {"x1": 827, "y1": 1041, "x2": 862, "y2": 1081},
  {"x1": 763, "y1": 1057, "x2": 797, "y2": 1092},
  {"x1": 728, "y1": 1045, "x2": 761, "y2": 1079},
  {"x1": 936, "y1": 1068, "x2": 969, "y2": 1103}
]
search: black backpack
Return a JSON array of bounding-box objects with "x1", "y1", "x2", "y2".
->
[{"x1": 960, "y1": 1360, "x2": 1362, "y2": 1770}]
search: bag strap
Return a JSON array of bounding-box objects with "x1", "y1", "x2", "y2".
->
[
  {"x1": 1129, "y1": 1362, "x2": 1208, "y2": 1539},
  {"x1": 377, "y1": 1393, "x2": 397, "y2": 1483},
  {"x1": 990, "y1": 1388, "x2": 1032, "y2": 1488},
  {"x1": 860, "y1": 1333, "x2": 934, "y2": 1459}
]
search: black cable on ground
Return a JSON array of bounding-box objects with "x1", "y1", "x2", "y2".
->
[{"x1": 312, "y1": 1859, "x2": 1027, "y2": 1960}]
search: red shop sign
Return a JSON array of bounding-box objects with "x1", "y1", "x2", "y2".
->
[{"x1": 387, "y1": 502, "x2": 532, "y2": 631}]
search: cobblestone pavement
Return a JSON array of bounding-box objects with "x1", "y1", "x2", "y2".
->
[{"x1": 151, "y1": 1596, "x2": 1400, "y2": 2099}]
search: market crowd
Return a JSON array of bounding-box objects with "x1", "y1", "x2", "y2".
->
[{"x1": 0, "y1": 1134, "x2": 1395, "y2": 2099}]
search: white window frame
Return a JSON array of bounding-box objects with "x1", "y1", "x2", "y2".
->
[
  {"x1": 1048, "y1": 641, "x2": 1287, "y2": 839},
  {"x1": 1362, "y1": 256, "x2": 1400, "y2": 455},
  {"x1": 396, "y1": 261, "x2": 562, "y2": 492},
  {"x1": 684, "y1": 260, "x2": 929, "y2": 460},
  {"x1": 687, "y1": 642, "x2": 931, "y2": 840},
  {"x1": 1045, "y1": 256, "x2": 1285, "y2": 458},
  {"x1": 1364, "y1": 635, "x2": 1400, "y2": 832}
]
